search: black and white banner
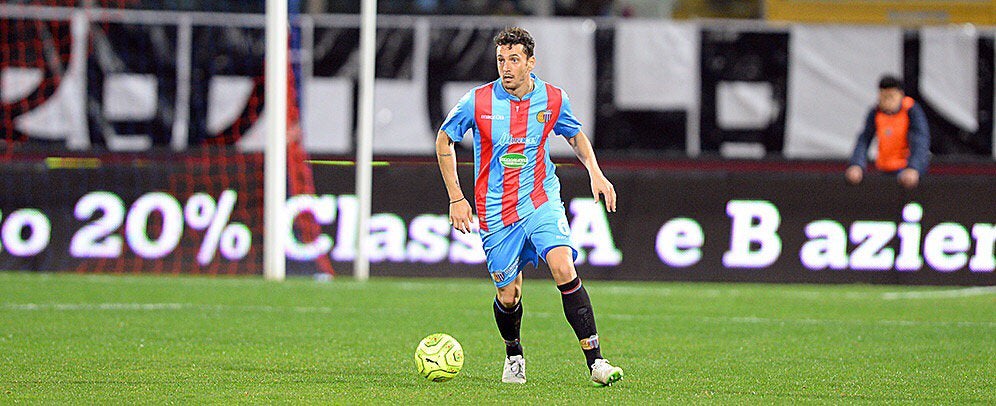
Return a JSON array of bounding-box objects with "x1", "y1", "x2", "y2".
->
[{"x1": 2, "y1": 7, "x2": 994, "y2": 158}]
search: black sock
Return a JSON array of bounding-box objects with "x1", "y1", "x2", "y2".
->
[
  {"x1": 558, "y1": 277, "x2": 601, "y2": 370},
  {"x1": 493, "y1": 297, "x2": 523, "y2": 357}
]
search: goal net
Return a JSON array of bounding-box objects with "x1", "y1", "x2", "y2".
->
[{"x1": 0, "y1": 0, "x2": 333, "y2": 277}]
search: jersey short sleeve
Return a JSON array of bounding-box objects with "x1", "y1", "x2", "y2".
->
[
  {"x1": 440, "y1": 90, "x2": 475, "y2": 142},
  {"x1": 554, "y1": 91, "x2": 582, "y2": 138}
]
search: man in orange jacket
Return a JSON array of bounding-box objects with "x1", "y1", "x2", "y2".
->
[{"x1": 846, "y1": 75, "x2": 930, "y2": 189}]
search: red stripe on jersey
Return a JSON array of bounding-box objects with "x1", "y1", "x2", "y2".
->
[
  {"x1": 531, "y1": 84, "x2": 562, "y2": 208},
  {"x1": 474, "y1": 84, "x2": 494, "y2": 232},
  {"x1": 501, "y1": 99, "x2": 530, "y2": 226}
]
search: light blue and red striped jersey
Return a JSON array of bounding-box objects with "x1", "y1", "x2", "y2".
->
[{"x1": 440, "y1": 73, "x2": 582, "y2": 235}]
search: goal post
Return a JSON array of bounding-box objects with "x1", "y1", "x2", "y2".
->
[
  {"x1": 264, "y1": 0, "x2": 288, "y2": 281},
  {"x1": 354, "y1": 0, "x2": 377, "y2": 282},
  {"x1": 266, "y1": 0, "x2": 372, "y2": 282}
]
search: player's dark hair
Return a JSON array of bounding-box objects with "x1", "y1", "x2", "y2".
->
[
  {"x1": 494, "y1": 27, "x2": 534, "y2": 58},
  {"x1": 878, "y1": 75, "x2": 903, "y2": 91}
]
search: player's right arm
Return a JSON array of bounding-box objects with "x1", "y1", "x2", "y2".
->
[
  {"x1": 846, "y1": 109, "x2": 876, "y2": 185},
  {"x1": 437, "y1": 90, "x2": 475, "y2": 234},
  {"x1": 436, "y1": 131, "x2": 473, "y2": 234}
]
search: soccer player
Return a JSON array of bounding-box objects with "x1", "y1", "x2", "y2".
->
[
  {"x1": 435, "y1": 27, "x2": 623, "y2": 386},
  {"x1": 846, "y1": 75, "x2": 930, "y2": 189}
]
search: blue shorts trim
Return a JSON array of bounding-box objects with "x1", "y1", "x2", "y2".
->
[{"x1": 540, "y1": 243, "x2": 578, "y2": 265}]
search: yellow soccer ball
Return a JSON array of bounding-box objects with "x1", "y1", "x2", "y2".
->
[{"x1": 414, "y1": 333, "x2": 464, "y2": 382}]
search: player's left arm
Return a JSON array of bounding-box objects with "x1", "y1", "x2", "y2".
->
[
  {"x1": 567, "y1": 131, "x2": 616, "y2": 212},
  {"x1": 899, "y1": 103, "x2": 931, "y2": 189},
  {"x1": 906, "y1": 103, "x2": 930, "y2": 175}
]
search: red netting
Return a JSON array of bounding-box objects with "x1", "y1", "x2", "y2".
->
[
  {"x1": 3, "y1": 1, "x2": 333, "y2": 276},
  {"x1": 1, "y1": 0, "x2": 137, "y2": 156},
  {"x1": 1, "y1": 15, "x2": 71, "y2": 154},
  {"x1": 287, "y1": 63, "x2": 335, "y2": 276},
  {"x1": 72, "y1": 148, "x2": 266, "y2": 276}
]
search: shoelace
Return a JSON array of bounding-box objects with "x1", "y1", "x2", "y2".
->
[
  {"x1": 592, "y1": 360, "x2": 613, "y2": 375},
  {"x1": 507, "y1": 360, "x2": 523, "y2": 376}
]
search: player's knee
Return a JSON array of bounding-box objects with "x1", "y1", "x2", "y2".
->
[
  {"x1": 496, "y1": 286, "x2": 520, "y2": 308},
  {"x1": 546, "y1": 247, "x2": 577, "y2": 282},
  {"x1": 549, "y1": 263, "x2": 575, "y2": 282}
]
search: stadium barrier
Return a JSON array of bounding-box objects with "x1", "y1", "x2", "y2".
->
[
  {"x1": 1, "y1": 155, "x2": 993, "y2": 286},
  {"x1": 2, "y1": 5, "x2": 994, "y2": 159}
]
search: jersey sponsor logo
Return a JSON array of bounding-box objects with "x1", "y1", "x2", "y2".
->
[
  {"x1": 499, "y1": 153, "x2": 527, "y2": 169},
  {"x1": 536, "y1": 109, "x2": 552, "y2": 123},
  {"x1": 480, "y1": 114, "x2": 506, "y2": 121},
  {"x1": 495, "y1": 133, "x2": 540, "y2": 146}
]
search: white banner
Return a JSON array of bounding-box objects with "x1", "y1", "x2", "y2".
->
[
  {"x1": 614, "y1": 21, "x2": 698, "y2": 110},
  {"x1": 518, "y1": 18, "x2": 597, "y2": 156},
  {"x1": 783, "y1": 25, "x2": 903, "y2": 159},
  {"x1": 921, "y1": 26, "x2": 979, "y2": 132}
]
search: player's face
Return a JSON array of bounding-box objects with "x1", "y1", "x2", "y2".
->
[
  {"x1": 496, "y1": 44, "x2": 535, "y2": 93},
  {"x1": 878, "y1": 88, "x2": 903, "y2": 113}
]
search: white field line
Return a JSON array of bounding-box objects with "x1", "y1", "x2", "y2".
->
[
  {"x1": 5, "y1": 274, "x2": 989, "y2": 299},
  {"x1": 525, "y1": 311, "x2": 996, "y2": 328},
  {"x1": 405, "y1": 281, "x2": 996, "y2": 301},
  {"x1": 881, "y1": 286, "x2": 996, "y2": 300},
  {"x1": 0, "y1": 303, "x2": 335, "y2": 313},
  {"x1": 3, "y1": 302, "x2": 993, "y2": 328},
  {"x1": 595, "y1": 285, "x2": 996, "y2": 301}
]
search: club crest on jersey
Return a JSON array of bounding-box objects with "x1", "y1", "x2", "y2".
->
[
  {"x1": 536, "y1": 109, "x2": 553, "y2": 123},
  {"x1": 499, "y1": 153, "x2": 527, "y2": 169}
]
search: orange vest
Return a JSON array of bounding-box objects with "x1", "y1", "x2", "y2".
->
[{"x1": 873, "y1": 97, "x2": 915, "y2": 172}]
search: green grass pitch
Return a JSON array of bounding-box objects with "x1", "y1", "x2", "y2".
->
[{"x1": 0, "y1": 272, "x2": 993, "y2": 403}]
